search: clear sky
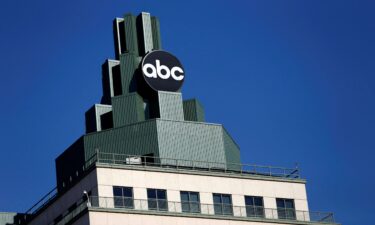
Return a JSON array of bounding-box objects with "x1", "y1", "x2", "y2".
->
[{"x1": 0, "y1": 0, "x2": 374, "y2": 224}]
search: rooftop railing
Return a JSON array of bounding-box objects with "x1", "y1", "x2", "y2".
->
[
  {"x1": 85, "y1": 196, "x2": 336, "y2": 224},
  {"x1": 86, "y1": 152, "x2": 301, "y2": 180}
]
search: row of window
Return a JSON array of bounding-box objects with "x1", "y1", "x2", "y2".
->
[{"x1": 113, "y1": 186, "x2": 296, "y2": 219}]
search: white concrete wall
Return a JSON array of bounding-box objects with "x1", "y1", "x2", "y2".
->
[
  {"x1": 28, "y1": 170, "x2": 98, "y2": 225},
  {"x1": 27, "y1": 166, "x2": 309, "y2": 225},
  {"x1": 96, "y1": 167, "x2": 308, "y2": 215}
]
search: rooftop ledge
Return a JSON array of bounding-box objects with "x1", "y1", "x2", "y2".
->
[{"x1": 86, "y1": 152, "x2": 304, "y2": 183}]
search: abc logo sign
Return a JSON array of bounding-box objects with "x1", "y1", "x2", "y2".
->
[{"x1": 141, "y1": 50, "x2": 185, "y2": 92}]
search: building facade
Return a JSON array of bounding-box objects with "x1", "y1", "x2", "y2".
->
[{"x1": 1, "y1": 12, "x2": 338, "y2": 225}]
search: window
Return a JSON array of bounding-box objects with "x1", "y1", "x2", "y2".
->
[
  {"x1": 213, "y1": 193, "x2": 233, "y2": 215},
  {"x1": 180, "y1": 191, "x2": 200, "y2": 213},
  {"x1": 147, "y1": 189, "x2": 168, "y2": 211},
  {"x1": 245, "y1": 196, "x2": 264, "y2": 218},
  {"x1": 113, "y1": 186, "x2": 134, "y2": 208},
  {"x1": 276, "y1": 198, "x2": 296, "y2": 220}
]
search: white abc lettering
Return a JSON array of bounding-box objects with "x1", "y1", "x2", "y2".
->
[
  {"x1": 171, "y1": 67, "x2": 184, "y2": 81},
  {"x1": 142, "y1": 63, "x2": 157, "y2": 78},
  {"x1": 143, "y1": 60, "x2": 184, "y2": 81},
  {"x1": 156, "y1": 60, "x2": 170, "y2": 79}
]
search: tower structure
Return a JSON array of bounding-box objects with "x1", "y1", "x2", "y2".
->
[
  {"x1": 56, "y1": 12, "x2": 240, "y2": 193},
  {"x1": 0, "y1": 12, "x2": 339, "y2": 225}
]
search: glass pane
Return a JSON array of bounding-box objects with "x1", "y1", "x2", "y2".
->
[
  {"x1": 285, "y1": 208, "x2": 296, "y2": 220},
  {"x1": 285, "y1": 200, "x2": 294, "y2": 209},
  {"x1": 190, "y1": 202, "x2": 200, "y2": 213},
  {"x1": 223, "y1": 204, "x2": 233, "y2": 215},
  {"x1": 158, "y1": 199, "x2": 168, "y2": 211},
  {"x1": 180, "y1": 192, "x2": 189, "y2": 202},
  {"x1": 114, "y1": 196, "x2": 124, "y2": 208},
  {"x1": 277, "y1": 208, "x2": 286, "y2": 219},
  {"x1": 245, "y1": 196, "x2": 254, "y2": 206},
  {"x1": 222, "y1": 195, "x2": 231, "y2": 204},
  {"x1": 148, "y1": 199, "x2": 157, "y2": 210},
  {"x1": 181, "y1": 202, "x2": 190, "y2": 212},
  {"x1": 124, "y1": 197, "x2": 134, "y2": 208},
  {"x1": 214, "y1": 203, "x2": 222, "y2": 215},
  {"x1": 157, "y1": 190, "x2": 166, "y2": 199},
  {"x1": 246, "y1": 205, "x2": 256, "y2": 217},
  {"x1": 213, "y1": 194, "x2": 222, "y2": 204},
  {"x1": 254, "y1": 197, "x2": 263, "y2": 206},
  {"x1": 123, "y1": 187, "x2": 133, "y2": 198},
  {"x1": 147, "y1": 189, "x2": 156, "y2": 199},
  {"x1": 255, "y1": 206, "x2": 264, "y2": 217},
  {"x1": 113, "y1": 187, "x2": 123, "y2": 197},
  {"x1": 276, "y1": 199, "x2": 285, "y2": 208},
  {"x1": 190, "y1": 192, "x2": 199, "y2": 202}
]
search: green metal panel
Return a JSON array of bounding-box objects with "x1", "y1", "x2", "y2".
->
[
  {"x1": 158, "y1": 91, "x2": 184, "y2": 121},
  {"x1": 151, "y1": 16, "x2": 162, "y2": 50},
  {"x1": 101, "y1": 59, "x2": 121, "y2": 104},
  {"x1": 85, "y1": 104, "x2": 113, "y2": 133},
  {"x1": 138, "y1": 12, "x2": 154, "y2": 55},
  {"x1": 156, "y1": 119, "x2": 227, "y2": 166},
  {"x1": 222, "y1": 127, "x2": 241, "y2": 169},
  {"x1": 113, "y1": 18, "x2": 123, "y2": 60},
  {"x1": 183, "y1": 99, "x2": 205, "y2": 122},
  {"x1": 83, "y1": 120, "x2": 159, "y2": 161},
  {"x1": 123, "y1": 14, "x2": 139, "y2": 55},
  {"x1": 112, "y1": 93, "x2": 145, "y2": 127},
  {"x1": 119, "y1": 53, "x2": 141, "y2": 94},
  {"x1": 0, "y1": 212, "x2": 16, "y2": 225}
]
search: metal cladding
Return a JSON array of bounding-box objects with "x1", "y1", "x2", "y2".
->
[{"x1": 55, "y1": 12, "x2": 241, "y2": 192}]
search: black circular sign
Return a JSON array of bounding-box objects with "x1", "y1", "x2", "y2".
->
[{"x1": 141, "y1": 50, "x2": 185, "y2": 92}]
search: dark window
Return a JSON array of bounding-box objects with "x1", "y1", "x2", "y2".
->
[
  {"x1": 100, "y1": 112, "x2": 113, "y2": 130},
  {"x1": 276, "y1": 198, "x2": 296, "y2": 220},
  {"x1": 213, "y1": 193, "x2": 233, "y2": 215},
  {"x1": 180, "y1": 191, "x2": 200, "y2": 213},
  {"x1": 113, "y1": 186, "x2": 134, "y2": 208},
  {"x1": 112, "y1": 65, "x2": 123, "y2": 96},
  {"x1": 147, "y1": 189, "x2": 168, "y2": 211},
  {"x1": 244, "y1": 196, "x2": 264, "y2": 218}
]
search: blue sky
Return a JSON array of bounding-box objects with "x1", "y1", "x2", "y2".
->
[{"x1": 0, "y1": 0, "x2": 374, "y2": 224}]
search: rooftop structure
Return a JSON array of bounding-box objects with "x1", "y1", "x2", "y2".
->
[{"x1": 1, "y1": 11, "x2": 339, "y2": 225}]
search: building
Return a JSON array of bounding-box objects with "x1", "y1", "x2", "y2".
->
[{"x1": 0, "y1": 12, "x2": 339, "y2": 225}]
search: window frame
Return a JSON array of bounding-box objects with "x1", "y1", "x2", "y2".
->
[
  {"x1": 113, "y1": 186, "x2": 134, "y2": 209},
  {"x1": 180, "y1": 191, "x2": 201, "y2": 213},
  {"x1": 212, "y1": 193, "x2": 233, "y2": 216},
  {"x1": 244, "y1": 195, "x2": 265, "y2": 218},
  {"x1": 147, "y1": 188, "x2": 168, "y2": 211},
  {"x1": 276, "y1": 198, "x2": 296, "y2": 220}
]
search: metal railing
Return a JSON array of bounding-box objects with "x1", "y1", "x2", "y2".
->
[
  {"x1": 88, "y1": 196, "x2": 335, "y2": 224},
  {"x1": 86, "y1": 152, "x2": 301, "y2": 179},
  {"x1": 25, "y1": 187, "x2": 58, "y2": 215}
]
